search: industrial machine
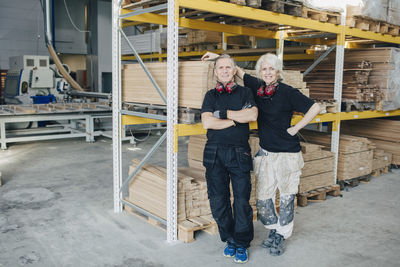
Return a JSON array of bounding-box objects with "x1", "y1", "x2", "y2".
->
[{"x1": 4, "y1": 55, "x2": 71, "y2": 104}]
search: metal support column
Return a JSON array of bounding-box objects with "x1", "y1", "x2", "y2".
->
[
  {"x1": 112, "y1": 0, "x2": 123, "y2": 213},
  {"x1": 331, "y1": 27, "x2": 345, "y2": 184},
  {"x1": 276, "y1": 30, "x2": 284, "y2": 61},
  {"x1": 0, "y1": 121, "x2": 6, "y2": 150},
  {"x1": 166, "y1": 0, "x2": 179, "y2": 242}
]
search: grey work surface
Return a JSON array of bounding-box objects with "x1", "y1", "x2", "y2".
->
[{"x1": 0, "y1": 135, "x2": 399, "y2": 267}]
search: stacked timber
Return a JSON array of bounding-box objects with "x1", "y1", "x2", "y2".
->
[
  {"x1": 300, "y1": 130, "x2": 374, "y2": 181},
  {"x1": 299, "y1": 142, "x2": 335, "y2": 193},
  {"x1": 286, "y1": 48, "x2": 400, "y2": 111},
  {"x1": 122, "y1": 61, "x2": 309, "y2": 108},
  {"x1": 188, "y1": 135, "x2": 207, "y2": 171},
  {"x1": 341, "y1": 119, "x2": 400, "y2": 165},
  {"x1": 185, "y1": 30, "x2": 250, "y2": 47},
  {"x1": 122, "y1": 61, "x2": 214, "y2": 109},
  {"x1": 372, "y1": 149, "x2": 392, "y2": 172},
  {"x1": 127, "y1": 159, "x2": 211, "y2": 222}
]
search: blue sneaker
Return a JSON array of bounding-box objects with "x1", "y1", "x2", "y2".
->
[
  {"x1": 234, "y1": 247, "x2": 248, "y2": 263},
  {"x1": 223, "y1": 242, "x2": 236, "y2": 258}
]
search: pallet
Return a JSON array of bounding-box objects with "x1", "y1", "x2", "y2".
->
[
  {"x1": 371, "y1": 166, "x2": 389, "y2": 177},
  {"x1": 342, "y1": 101, "x2": 383, "y2": 112},
  {"x1": 230, "y1": 0, "x2": 246, "y2": 6},
  {"x1": 297, "y1": 185, "x2": 341, "y2": 207},
  {"x1": 346, "y1": 16, "x2": 400, "y2": 36},
  {"x1": 178, "y1": 215, "x2": 218, "y2": 243},
  {"x1": 263, "y1": 0, "x2": 302, "y2": 17},
  {"x1": 337, "y1": 174, "x2": 372, "y2": 190},
  {"x1": 302, "y1": 7, "x2": 341, "y2": 25},
  {"x1": 317, "y1": 100, "x2": 338, "y2": 114},
  {"x1": 390, "y1": 164, "x2": 399, "y2": 170},
  {"x1": 122, "y1": 0, "x2": 166, "y2": 10}
]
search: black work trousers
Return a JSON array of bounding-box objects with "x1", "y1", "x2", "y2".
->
[{"x1": 203, "y1": 143, "x2": 254, "y2": 248}]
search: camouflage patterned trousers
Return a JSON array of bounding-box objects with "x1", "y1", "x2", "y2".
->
[{"x1": 253, "y1": 149, "x2": 304, "y2": 239}]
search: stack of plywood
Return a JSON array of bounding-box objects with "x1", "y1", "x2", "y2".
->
[
  {"x1": 300, "y1": 130, "x2": 374, "y2": 181},
  {"x1": 341, "y1": 119, "x2": 400, "y2": 165},
  {"x1": 122, "y1": 61, "x2": 214, "y2": 109},
  {"x1": 188, "y1": 135, "x2": 207, "y2": 171},
  {"x1": 372, "y1": 149, "x2": 392, "y2": 171},
  {"x1": 299, "y1": 142, "x2": 335, "y2": 193},
  {"x1": 127, "y1": 159, "x2": 211, "y2": 222},
  {"x1": 185, "y1": 30, "x2": 250, "y2": 47},
  {"x1": 122, "y1": 61, "x2": 310, "y2": 108},
  {"x1": 286, "y1": 48, "x2": 400, "y2": 110}
]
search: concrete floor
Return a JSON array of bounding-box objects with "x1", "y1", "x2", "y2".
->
[{"x1": 0, "y1": 134, "x2": 400, "y2": 267}]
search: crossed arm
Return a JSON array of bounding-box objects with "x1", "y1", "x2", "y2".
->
[{"x1": 202, "y1": 106, "x2": 258, "y2": 130}]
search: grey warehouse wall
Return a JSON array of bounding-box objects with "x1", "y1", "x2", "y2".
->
[{"x1": 0, "y1": 0, "x2": 48, "y2": 69}]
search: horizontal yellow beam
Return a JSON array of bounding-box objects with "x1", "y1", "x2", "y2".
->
[
  {"x1": 121, "y1": 109, "x2": 400, "y2": 136},
  {"x1": 179, "y1": 0, "x2": 341, "y2": 34},
  {"x1": 122, "y1": 52, "x2": 313, "y2": 61},
  {"x1": 121, "y1": 115, "x2": 165, "y2": 126},
  {"x1": 121, "y1": 21, "x2": 143, "y2": 28},
  {"x1": 121, "y1": 9, "x2": 279, "y2": 39},
  {"x1": 344, "y1": 26, "x2": 400, "y2": 45},
  {"x1": 340, "y1": 109, "x2": 400, "y2": 120}
]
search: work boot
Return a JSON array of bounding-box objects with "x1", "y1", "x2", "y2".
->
[
  {"x1": 234, "y1": 247, "x2": 248, "y2": 263},
  {"x1": 261, "y1": 229, "x2": 276, "y2": 248},
  {"x1": 223, "y1": 240, "x2": 236, "y2": 258},
  {"x1": 269, "y1": 233, "x2": 285, "y2": 256}
]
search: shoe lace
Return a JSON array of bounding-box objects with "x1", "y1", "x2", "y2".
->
[{"x1": 236, "y1": 247, "x2": 246, "y2": 255}]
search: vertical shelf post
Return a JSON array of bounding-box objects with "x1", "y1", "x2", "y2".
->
[
  {"x1": 112, "y1": 0, "x2": 123, "y2": 213},
  {"x1": 331, "y1": 26, "x2": 345, "y2": 184},
  {"x1": 166, "y1": 0, "x2": 179, "y2": 242}
]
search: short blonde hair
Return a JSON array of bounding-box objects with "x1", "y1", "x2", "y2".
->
[{"x1": 255, "y1": 53, "x2": 283, "y2": 80}]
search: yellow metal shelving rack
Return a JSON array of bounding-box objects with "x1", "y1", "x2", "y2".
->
[{"x1": 114, "y1": 0, "x2": 400, "y2": 242}]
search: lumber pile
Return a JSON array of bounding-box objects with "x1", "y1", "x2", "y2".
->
[
  {"x1": 299, "y1": 142, "x2": 335, "y2": 193},
  {"x1": 122, "y1": 61, "x2": 309, "y2": 108},
  {"x1": 300, "y1": 130, "x2": 374, "y2": 180},
  {"x1": 122, "y1": 61, "x2": 214, "y2": 108},
  {"x1": 372, "y1": 149, "x2": 392, "y2": 171},
  {"x1": 127, "y1": 159, "x2": 211, "y2": 222},
  {"x1": 341, "y1": 119, "x2": 400, "y2": 165},
  {"x1": 285, "y1": 48, "x2": 400, "y2": 110},
  {"x1": 185, "y1": 30, "x2": 250, "y2": 47}
]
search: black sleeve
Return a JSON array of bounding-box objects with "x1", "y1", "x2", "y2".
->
[
  {"x1": 243, "y1": 73, "x2": 261, "y2": 94},
  {"x1": 242, "y1": 87, "x2": 257, "y2": 109},
  {"x1": 288, "y1": 87, "x2": 315, "y2": 114},
  {"x1": 201, "y1": 91, "x2": 215, "y2": 114}
]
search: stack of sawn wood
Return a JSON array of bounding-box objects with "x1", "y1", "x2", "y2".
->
[
  {"x1": 286, "y1": 48, "x2": 400, "y2": 111},
  {"x1": 300, "y1": 130, "x2": 375, "y2": 181},
  {"x1": 122, "y1": 61, "x2": 309, "y2": 109},
  {"x1": 341, "y1": 118, "x2": 399, "y2": 166}
]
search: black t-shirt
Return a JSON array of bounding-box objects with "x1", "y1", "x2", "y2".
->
[
  {"x1": 201, "y1": 85, "x2": 256, "y2": 148},
  {"x1": 243, "y1": 73, "x2": 315, "y2": 152}
]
